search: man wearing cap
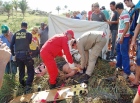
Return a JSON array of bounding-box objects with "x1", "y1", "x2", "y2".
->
[
  {"x1": 10, "y1": 22, "x2": 34, "y2": 93},
  {"x1": 70, "y1": 31, "x2": 107, "y2": 83},
  {"x1": 39, "y1": 23, "x2": 49, "y2": 48},
  {"x1": 0, "y1": 25, "x2": 17, "y2": 75},
  {"x1": 40, "y1": 29, "x2": 76, "y2": 89}
]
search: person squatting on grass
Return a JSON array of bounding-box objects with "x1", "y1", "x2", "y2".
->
[
  {"x1": 40, "y1": 29, "x2": 77, "y2": 89},
  {"x1": 70, "y1": 31, "x2": 107, "y2": 83}
]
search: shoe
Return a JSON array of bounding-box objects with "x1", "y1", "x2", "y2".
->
[
  {"x1": 83, "y1": 67, "x2": 87, "y2": 74},
  {"x1": 49, "y1": 84, "x2": 56, "y2": 89},
  {"x1": 24, "y1": 85, "x2": 32, "y2": 94},
  {"x1": 78, "y1": 74, "x2": 90, "y2": 84},
  {"x1": 21, "y1": 80, "x2": 26, "y2": 87}
]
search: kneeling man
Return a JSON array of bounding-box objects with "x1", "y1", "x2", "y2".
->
[{"x1": 71, "y1": 31, "x2": 107, "y2": 83}]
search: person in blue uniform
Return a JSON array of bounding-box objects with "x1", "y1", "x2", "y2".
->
[{"x1": 10, "y1": 22, "x2": 34, "y2": 93}]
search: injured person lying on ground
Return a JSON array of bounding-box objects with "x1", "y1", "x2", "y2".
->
[{"x1": 34, "y1": 50, "x2": 82, "y2": 79}]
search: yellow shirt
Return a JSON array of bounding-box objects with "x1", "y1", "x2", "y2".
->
[{"x1": 30, "y1": 33, "x2": 39, "y2": 50}]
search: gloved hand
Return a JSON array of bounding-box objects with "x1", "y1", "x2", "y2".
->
[
  {"x1": 69, "y1": 63, "x2": 77, "y2": 69},
  {"x1": 12, "y1": 56, "x2": 16, "y2": 61}
]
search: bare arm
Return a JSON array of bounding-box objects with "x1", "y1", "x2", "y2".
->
[
  {"x1": 122, "y1": 22, "x2": 130, "y2": 37},
  {"x1": 119, "y1": 22, "x2": 130, "y2": 44},
  {"x1": 133, "y1": 92, "x2": 140, "y2": 103},
  {"x1": 132, "y1": 24, "x2": 140, "y2": 41},
  {"x1": 65, "y1": 70, "x2": 76, "y2": 78},
  {"x1": 108, "y1": 19, "x2": 119, "y2": 24}
]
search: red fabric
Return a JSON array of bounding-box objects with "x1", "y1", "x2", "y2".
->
[
  {"x1": 57, "y1": 51, "x2": 63, "y2": 57},
  {"x1": 41, "y1": 51, "x2": 58, "y2": 84},
  {"x1": 88, "y1": 11, "x2": 92, "y2": 20},
  {"x1": 41, "y1": 34, "x2": 73, "y2": 63},
  {"x1": 40, "y1": 34, "x2": 73, "y2": 84},
  {"x1": 138, "y1": 85, "x2": 140, "y2": 96}
]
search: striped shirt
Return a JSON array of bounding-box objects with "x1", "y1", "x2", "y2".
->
[{"x1": 118, "y1": 10, "x2": 130, "y2": 38}]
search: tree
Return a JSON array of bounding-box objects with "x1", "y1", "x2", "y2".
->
[
  {"x1": 3, "y1": 2, "x2": 13, "y2": 19},
  {"x1": 12, "y1": 0, "x2": 18, "y2": 17},
  {"x1": 0, "y1": 0, "x2": 3, "y2": 6},
  {"x1": 18, "y1": 0, "x2": 28, "y2": 18},
  {"x1": 64, "y1": 5, "x2": 67, "y2": 9},
  {"x1": 56, "y1": 6, "x2": 61, "y2": 14}
]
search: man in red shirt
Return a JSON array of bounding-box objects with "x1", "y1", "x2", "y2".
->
[{"x1": 40, "y1": 29, "x2": 75, "y2": 89}]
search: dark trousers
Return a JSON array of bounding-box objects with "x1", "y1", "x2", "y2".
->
[
  {"x1": 16, "y1": 57, "x2": 34, "y2": 86},
  {"x1": 110, "y1": 30, "x2": 118, "y2": 56}
]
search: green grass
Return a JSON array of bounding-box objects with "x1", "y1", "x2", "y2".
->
[
  {"x1": 0, "y1": 12, "x2": 137, "y2": 103},
  {"x1": 0, "y1": 13, "x2": 48, "y2": 33}
]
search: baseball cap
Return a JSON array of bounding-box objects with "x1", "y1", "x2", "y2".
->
[
  {"x1": 66, "y1": 29, "x2": 75, "y2": 39},
  {"x1": 1, "y1": 25, "x2": 9, "y2": 34}
]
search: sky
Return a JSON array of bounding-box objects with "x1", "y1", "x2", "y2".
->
[{"x1": 3, "y1": 0, "x2": 138, "y2": 14}]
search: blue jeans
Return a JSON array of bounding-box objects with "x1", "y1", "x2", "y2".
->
[
  {"x1": 116, "y1": 37, "x2": 130, "y2": 75},
  {"x1": 110, "y1": 30, "x2": 117, "y2": 56}
]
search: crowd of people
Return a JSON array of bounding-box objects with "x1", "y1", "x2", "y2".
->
[{"x1": 0, "y1": 0, "x2": 140, "y2": 102}]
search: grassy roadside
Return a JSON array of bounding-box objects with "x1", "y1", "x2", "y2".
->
[{"x1": 0, "y1": 13, "x2": 48, "y2": 33}]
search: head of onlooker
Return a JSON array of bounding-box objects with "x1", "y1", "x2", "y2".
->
[
  {"x1": 40, "y1": 23, "x2": 46, "y2": 30},
  {"x1": 73, "y1": 11, "x2": 77, "y2": 17},
  {"x1": 66, "y1": 13, "x2": 71, "y2": 18},
  {"x1": 81, "y1": 11, "x2": 87, "y2": 20},
  {"x1": 31, "y1": 27, "x2": 39, "y2": 35},
  {"x1": 124, "y1": 0, "x2": 134, "y2": 8},
  {"x1": 65, "y1": 29, "x2": 75, "y2": 40},
  {"x1": 21, "y1": 22, "x2": 27, "y2": 30},
  {"x1": 116, "y1": 2, "x2": 124, "y2": 15},
  {"x1": 1, "y1": 25, "x2": 10, "y2": 36},
  {"x1": 101, "y1": 6, "x2": 106, "y2": 10},
  {"x1": 92, "y1": 2, "x2": 100, "y2": 13},
  {"x1": 110, "y1": 1, "x2": 116, "y2": 11}
]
